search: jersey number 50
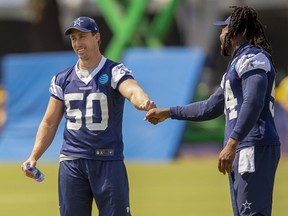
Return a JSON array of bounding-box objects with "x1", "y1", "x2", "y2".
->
[{"x1": 65, "y1": 93, "x2": 108, "y2": 131}]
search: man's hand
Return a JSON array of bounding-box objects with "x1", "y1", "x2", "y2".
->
[
  {"x1": 21, "y1": 157, "x2": 37, "y2": 179},
  {"x1": 144, "y1": 108, "x2": 171, "y2": 125},
  {"x1": 139, "y1": 100, "x2": 156, "y2": 111},
  {"x1": 218, "y1": 138, "x2": 239, "y2": 175}
]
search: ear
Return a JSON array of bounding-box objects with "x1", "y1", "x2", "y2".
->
[
  {"x1": 95, "y1": 32, "x2": 101, "y2": 40},
  {"x1": 95, "y1": 32, "x2": 101, "y2": 47}
]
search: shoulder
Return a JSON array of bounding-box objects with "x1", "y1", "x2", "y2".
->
[
  {"x1": 108, "y1": 62, "x2": 134, "y2": 89},
  {"x1": 102, "y1": 58, "x2": 118, "y2": 69},
  {"x1": 53, "y1": 66, "x2": 75, "y2": 85},
  {"x1": 49, "y1": 65, "x2": 74, "y2": 100},
  {"x1": 111, "y1": 63, "x2": 133, "y2": 76},
  {"x1": 235, "y1": 47, "x2": 271, "y2": 77},
  {"x1": 101, "y1": 58, "x2": 132, "y2": 76}
]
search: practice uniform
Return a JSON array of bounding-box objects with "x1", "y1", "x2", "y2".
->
[
  {"x1": 49, "y1": 56, "x2": 133, "y2": 216},
  {"x1": 170, "y1": 42, "x2": 280, "y2": 216}
]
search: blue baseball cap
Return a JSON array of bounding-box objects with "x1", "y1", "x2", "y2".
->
[
  {"x1": 65, "y1": 16, "x2": 99, "y2": 35},
  {"x1": 214, "y1": 16, "x2": 231, "y2": 26}
]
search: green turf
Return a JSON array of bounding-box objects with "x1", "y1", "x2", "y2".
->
[{"x1": 1, "y1": 156, "x2": 287, "y2": 216}]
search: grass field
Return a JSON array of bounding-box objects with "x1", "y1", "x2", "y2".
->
[{"x1": 0, "y1": 155, "x2": 287, "y2": 216}]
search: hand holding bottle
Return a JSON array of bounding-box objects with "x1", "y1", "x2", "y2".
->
[{"x1": 26, "y1": 165, "x2": 45, "y2": 183}]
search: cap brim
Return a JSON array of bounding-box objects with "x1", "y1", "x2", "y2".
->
[
  {"x1": 214, "y1": 16, "x2": 230, "y2": 26},
  {"x1": 213, "y1": 21, "x2": 228, "y2": 26},
  {"x1": 64, "y1": 27, "x2": 92, "y2": 35}
]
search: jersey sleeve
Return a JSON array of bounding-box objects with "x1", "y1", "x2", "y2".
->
[
  {"x1": 49, "y1": 75, "x2": 64, "y2": 101},
  {"x1": 230, "y1": 71, "x2": 268, "y2": 141},
  {"x1": 235, "y1": 52, "x2": 271, "y2": 77},
  {"x1": 111, "y1": 64, "x2": 134, "y2": 90},
  {"x1": 170, "y1": 87, "x2": 225, "y2": 121},
  {"x1": 230, "y1": 52, "x2": 271, "y2": 141}
]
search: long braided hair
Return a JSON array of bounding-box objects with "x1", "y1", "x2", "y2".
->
[{"x1": 224, "y1": 6, "x2": 273, "y2": 56}]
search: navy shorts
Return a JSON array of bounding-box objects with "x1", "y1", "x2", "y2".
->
[
  {"x1": 58, "y1": 159, "x2": 131, "y2": 216},
  {"x1": 229, "y1": 145, "x2": 280, "y2": 216}
]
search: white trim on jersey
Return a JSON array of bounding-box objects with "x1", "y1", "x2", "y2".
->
[
  {"x1": 49, "y1": 75, "x2": 64, "y2": 100},
  {"x1": 111, "y1": 64, "x2": 133, "y2": 89},
  {"x1": 235, "y1": 52, "x2": 271, "y2": 78},
  {"x1": 220, "y1": 73, "x2": 227, "y2": 89},
  {"x1": 75, "y1": 56, "x2": 107, "y2": 85}
]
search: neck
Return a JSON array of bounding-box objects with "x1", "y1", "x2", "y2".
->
[
  {"x1": 231, "y1": 36, "x2": 247, "y2": 55},
  {"x1": 79, "y1": 53, "x2": 102, "y2": 69}
]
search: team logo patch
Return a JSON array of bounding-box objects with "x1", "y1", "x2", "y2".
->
[
  {"x1": 99, "y1": 74, "x2": 109, "y2": 85},
  {"x1": 242, "y1": 200, "x2": 252, "y2": 211},
  {"x1": 73, "y1": 18, "x2": 84, "y2": 26}
]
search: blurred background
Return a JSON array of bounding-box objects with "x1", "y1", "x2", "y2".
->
[{"x1": 0, "y1": 0, "x2": 288, "y2": 215}]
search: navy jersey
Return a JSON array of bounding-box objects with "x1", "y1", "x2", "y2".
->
[
  {"x1": 171, "y1": 42, "x2": 280, "y2": 149},
  {"x1": 49, "y1": 56, "x2": 134, "y2": 160},
  {"x1": 222, "y1": 42, "x2": 279, "y2": 149}
]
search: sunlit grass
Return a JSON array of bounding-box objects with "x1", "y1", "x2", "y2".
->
[{"x1": 0, "y1": 155, "x2": 287, "y2": 216}]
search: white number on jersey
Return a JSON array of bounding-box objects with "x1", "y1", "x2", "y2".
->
[
  {"x1": 225, "y1": 80, "x2": 238, "y2": 120},
  {"x1": 270, "y1": 81, "x2": 275, "y2": 117},
  {"x1": 65, "y1": 93, "x2": 108, "y2": 131}
]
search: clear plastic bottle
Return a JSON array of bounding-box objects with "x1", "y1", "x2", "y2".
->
[{"x1": 26, "y1": 165, "x2": 45, "y2": 183}]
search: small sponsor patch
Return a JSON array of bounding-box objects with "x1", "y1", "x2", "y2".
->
[
  {"x1": 95, "y1": 149, "x2": 114, "y2": 156},
  {"x1": 99, "y1": 74, "x2": 109, "y2": 85}
]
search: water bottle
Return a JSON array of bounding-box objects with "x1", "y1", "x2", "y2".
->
[{"x1": 26, "y1": 165, "x2": 45, "y2": 183}]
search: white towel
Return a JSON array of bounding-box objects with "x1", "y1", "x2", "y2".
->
[{"x1": 238, "y1": 146, "x2": 255, "y2": 175}]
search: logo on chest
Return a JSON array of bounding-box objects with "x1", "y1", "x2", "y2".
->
[{"x1": 99, "y1": 74, "x2": 109, "y2": 85}]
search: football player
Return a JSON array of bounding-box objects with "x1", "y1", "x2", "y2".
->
[
  {"x1": 22, "y1": 16, "x2": 156, "y2": 216},
  {"x1": 145, "y1": 6, "x2": 280, "y2": 216}
]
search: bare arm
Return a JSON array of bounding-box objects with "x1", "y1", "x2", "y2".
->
[
  {"x1": 118, "y1": 79, "x2": 156, "y2": 111},
  {"x1": 21, "y1": 97, "x2": 64, "y2": 178}
]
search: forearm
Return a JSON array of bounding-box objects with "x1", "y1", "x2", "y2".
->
[
  {"x1": 129, "y1": 91, "x2": 151, "y2": 110},
  {"x1": 119, "y1": 79, "x2": 155, "y2": 111},
  {"x1": 30, "y1": 121, "x2": 58, "y2": 161},
  {"x1": 230, "y1": 100, "x2": 263, "y2": 141},
  {"x1": 170, "y1": 87, "x2": 224, "y2": 121}
]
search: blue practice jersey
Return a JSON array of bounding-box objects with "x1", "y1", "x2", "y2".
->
[
  {"x1": 171, "y1": 42, "x2": 280, "y2": 149},
  {"x1": 221, "y1": 42, "x2": 280, "y2": 149},
  {"x1": 49, "y1": 56, "x2": 134, "y2": 160}
]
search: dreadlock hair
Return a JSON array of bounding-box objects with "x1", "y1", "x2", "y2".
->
[{"x1": 224, "y1": 6, "x2": 273, "y2": 56}]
